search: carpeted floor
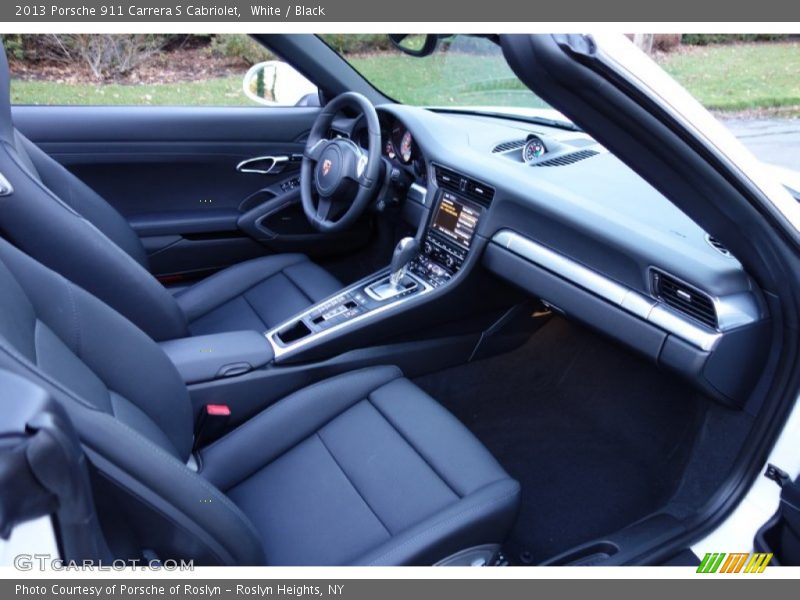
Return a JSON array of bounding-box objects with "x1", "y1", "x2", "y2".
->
[{"x1": 414, "y1": 316, "x2": 709, "y2": 563}]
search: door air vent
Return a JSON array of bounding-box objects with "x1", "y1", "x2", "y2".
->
[
  {"x1": 492, "y1": 139, "x2": 527, "y2": 153},
  {"x1": 706, "y1": 234, "x2": 733, "y2": 258},
  {"x1": 530, "y1": 149, "x2": 599, "y2": 167},
  {"x1": 433, "y1": 165, "x2": 495, "y2": 207},
  {"x1": 652, "y1": 270, "x2": 717, "y2": 329}
]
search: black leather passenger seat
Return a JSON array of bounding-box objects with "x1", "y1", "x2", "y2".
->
[{"x1": 0, "y1": 237, "x2": 520, "y2": 565}]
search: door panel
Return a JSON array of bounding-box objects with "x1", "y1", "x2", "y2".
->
[{"x1": 11, "y1": 106, "x2": 372, "y2": 278}]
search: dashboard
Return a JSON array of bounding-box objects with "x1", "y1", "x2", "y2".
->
[{"x1": 365, "y1": 104, "x2": 769, "y2": 409}]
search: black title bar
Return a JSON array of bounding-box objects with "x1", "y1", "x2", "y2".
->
[{"x1": 2, "y1": 0, "x2": 799, "y2": 22}]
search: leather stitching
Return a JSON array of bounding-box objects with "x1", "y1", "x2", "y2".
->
[
  {"x1": 62, "y1": 279, "x2": 81, "y2": 357},
  {"x1": 281, "y1": 266, "x2": 314, "y2": 303},
  {"x1": 201, "y1": 367, "x2": 403, "y2": 487},
  {"x1": 239, "y1": 291, "x2": 269, "y2": 330},
  {"x1": 183, "y1": 255, "x2": 307, "y2": 317},
  {"x1": 367, "y1": 390, "x2": 461, "y2": 499},
  {"x1": 316, "y1": 430, "x2": 393, "y2": 537}
]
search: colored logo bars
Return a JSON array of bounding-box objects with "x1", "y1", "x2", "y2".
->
[{"x1": 696, "y1": 552, "x2": 773, "y2": 573}]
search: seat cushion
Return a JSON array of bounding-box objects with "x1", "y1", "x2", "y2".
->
[
  {"x1": 176, "y1": 253, "x2": 341, "y2": 336},
  {"x1": 199, "y1": 366, "x2": 520, "y2": 565}
]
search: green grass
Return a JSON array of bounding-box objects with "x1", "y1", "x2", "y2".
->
[
  {"x1": 11, "y1": 74, "x2": 249, "y2": 106},
  {"x1": 10, "y1": 52, "x2": 547, "y2": 109},
  {"x1": 348, "y1": 53, "x2": 547, "y2": 108},
  {"x1": 10, "y1": 42, "x2": 800, "y2": 114},
  {"x1": 656, "y1": 42, "x2": 800, "y2": 112}
]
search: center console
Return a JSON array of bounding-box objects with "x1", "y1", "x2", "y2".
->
[{"x1": 265, "y1": 185, "x2": 486, "y2": 359}]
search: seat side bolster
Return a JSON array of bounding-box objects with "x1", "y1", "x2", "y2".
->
[
  {"x1": 351, "y1": 478, "x2": 521, "y2": 566},
  {"x1": 199, "y1": 365, "x2": 403, "y2": 490},
  {"x1": 16, "y1": 132, "x2": 151, "y2": 268},
  {"x1": 76, "y1": 409, "x2": 266, "y2": 566},
  {"x1": 0, "y1": 142, "x2": 188, "y2": 341}
]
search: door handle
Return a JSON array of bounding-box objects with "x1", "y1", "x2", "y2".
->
[{"x1": 236, "y1": 155, "x2": 290, "y2": 175}]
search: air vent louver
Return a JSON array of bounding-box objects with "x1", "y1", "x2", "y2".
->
[
  {"x1": 652, "y1": 271, "x2": 717, "y2": 329},
  {"x1": 492, "y1": 139, "x2": 527, "y2": 153},
  {"x1": 706, "y1": 234, "x2": 733, "y2": 257},
  {"x1": 531, "y1": 149, "x2": 599, "y2": 167},
  {"x1": 434, "y1": 165, "x2": 495, "y2": 207}
]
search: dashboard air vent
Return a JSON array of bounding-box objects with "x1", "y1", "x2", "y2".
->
[
  {"x1": 706, "y1": 234, "x2": 733, "y2": 258},
  {"x1": 434, "y1": 165, "x2": 462, "y2": 192},
  {"x1": 492, "y1": 139, "x2": 527, "y2": 153},
  {"x1": 531, "y1": 149, "x2": 599, "y2": 167},
  {"x1": 434, "y1": 165, "x2": 495, "y2": 207},
  {"x1": 652, "y1": 270, "x2": 717, "y2": 329}
]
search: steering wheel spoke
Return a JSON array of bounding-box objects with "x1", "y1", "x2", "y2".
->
[
  {"x1": 315, "y1": 195, "x2": 334, "y2": 222},
  {"x1": 343, "y1": 153, "x2": 373, "y2": 188},
  {"x1": 304, "y1": 138, "x2": 328, "y2": 162}
]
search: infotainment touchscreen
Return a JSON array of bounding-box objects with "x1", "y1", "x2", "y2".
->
[{"x1": 431, "y1": 191, "x2": 482, "y2": 248}]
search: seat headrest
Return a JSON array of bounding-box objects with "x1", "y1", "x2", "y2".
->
[{"x1": 0, "y1": 39, "x2": 15, "y2": 144}]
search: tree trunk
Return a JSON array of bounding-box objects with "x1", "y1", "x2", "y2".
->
[{"x1": 632, "y1": 33, "x2": 655, "y2": 54}]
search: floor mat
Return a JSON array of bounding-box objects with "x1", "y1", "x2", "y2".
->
[{"x1": 414, "y1": 316, "x2": 708, "y2": 563}]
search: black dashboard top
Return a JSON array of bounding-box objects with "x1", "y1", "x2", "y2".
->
[{"x1": 374, "y1": 103, "x2": 755, "y2": 303}]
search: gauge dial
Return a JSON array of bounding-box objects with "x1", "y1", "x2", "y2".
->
[
  {"x1": 523, "y1": 137, "x2": 547, "y2": 162},
  {"x1": 385, "y1": 138, "x2": 396, "y2": 160},
  {"x1": 399, "y1": 130, "x2": 413, "y2": 163}
]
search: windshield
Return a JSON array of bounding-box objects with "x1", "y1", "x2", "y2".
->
[{"x1": 322, "y1": 34, "x2": 553, "y2": 111}]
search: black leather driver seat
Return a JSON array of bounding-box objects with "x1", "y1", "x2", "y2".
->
[
  {"x1": 0, "y1": 237, "x2": 520, "y2": 565},
  {"x1": 0, "y1": 42, "x2": 340, "y2": 340}
]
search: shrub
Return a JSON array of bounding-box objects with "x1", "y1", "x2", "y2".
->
[
  {"x1": 209, "y1": 34, "x2": 273, "y2": 65},
  {"x1": 653, "y1": 34, "x2": 682, "y2": 52},
  {"x1": 18, "y1": 34, "x2": 175, "y2": 80},
  {"x1": 319, "y1": 34, "x2": 394, "y2": 55},
  {"x1": 2, "y1": 35, "x2": 26, "y2": 60}
]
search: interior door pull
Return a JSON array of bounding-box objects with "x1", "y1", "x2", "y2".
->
[{"x1": 236, "y1": 155, "x2": 289, "y2": 175}]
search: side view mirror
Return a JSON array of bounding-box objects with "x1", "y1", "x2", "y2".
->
[
  {"x1": 242, "y1": 61, "x2": 318, "y2": 106},
  {"x1": 388, "y1": 34, "x2": 441, "y2": 57}
]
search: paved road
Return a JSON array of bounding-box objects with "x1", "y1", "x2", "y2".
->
[{"x1": 723, "y1": 118, "x2": 800, "y2": 173}]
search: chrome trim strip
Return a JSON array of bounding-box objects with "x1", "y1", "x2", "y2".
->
[
  {"x1": 236, "y1": 155, "x2": 289, "y2": 175},
  {"x1": 265, "y1": 271, "x2": 434, "y2": 360},
  {"x1": 364, "y1": 274, "x2": 419, "y2": 302},
  {"x1": 0, "y1": 172, "x2": 13, "y2": 196},
  {"x1": 408, "y1": 183, "x2": 428, "y2": 205},
  {"x1": 491, "y1": 230, "x2": 738, "y2": 352}
]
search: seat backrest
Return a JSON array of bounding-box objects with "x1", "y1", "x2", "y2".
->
[
  {"x1": 0, "y1": 41, "x2": 187, "y2": 341},
  {"x1": 0, "y1": 238, "x2": 264, "y2": 564}
]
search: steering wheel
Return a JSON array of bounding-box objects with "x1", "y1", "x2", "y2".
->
[{"x1": 301, "y1": 92, "x2": 382, "y2": 233}]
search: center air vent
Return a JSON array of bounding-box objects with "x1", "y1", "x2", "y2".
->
[
  {"x1": 434, "y1": 165, "x2": 495, "y2": 207},
  {"x1": 492, "y1": 139, "x2": 527, "y2": 153},
  {"x1": 531, "y1": 149, "x2": 599, "y2": 167},
  {"x1": 706, "y1": 234, "x2": 733, "y2": 258},
  {"x1": 652, "y1": 270, "x2": 717, "y2": 329}
]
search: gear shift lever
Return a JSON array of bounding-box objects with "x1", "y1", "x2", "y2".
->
[{"x1": 389, "y1": 237, "x2": 419, "y2": 287}]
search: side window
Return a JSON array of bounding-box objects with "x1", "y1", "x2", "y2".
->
[{"x1": 6, "y1": 34, "x2": 317, "y2": 107}]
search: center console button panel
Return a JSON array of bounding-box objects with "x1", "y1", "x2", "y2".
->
[{"x1": 273, "y1": 273, "x2": 429, "y2": 349}]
